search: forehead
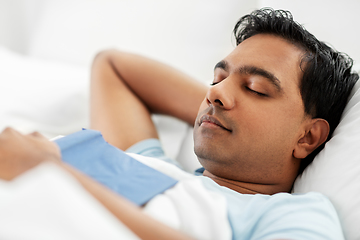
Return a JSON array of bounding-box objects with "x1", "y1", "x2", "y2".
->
[{"x1": 223, "y1": 34, "x2": 304, "y2": 90}]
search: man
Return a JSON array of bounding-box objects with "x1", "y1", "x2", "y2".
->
[
  {"x1": 91, "y1": 8, "x2": 358, "y2": 195},
  {"x1": 0, "y1": 8, "x2": 358, "y2": 239}
]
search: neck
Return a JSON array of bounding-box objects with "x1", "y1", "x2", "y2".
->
[{"x1": 203, "y1": 170, "x2": 291, "y2": 195}]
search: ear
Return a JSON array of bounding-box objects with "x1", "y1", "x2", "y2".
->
[{"x1": 293, "y1": 118, "x2": 330, "y2": 159}]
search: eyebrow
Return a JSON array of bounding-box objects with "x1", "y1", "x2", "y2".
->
[{"x1": 214, "y1": 60, "x2": 283, "y2": 93}]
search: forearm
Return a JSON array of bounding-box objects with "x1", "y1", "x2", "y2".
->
[
  {"x1": 62, "y1": 163, "x2": 193, "y2": 240},
  {"x1": 91, "y1": 49, "x2": 208, "y2": 126}
]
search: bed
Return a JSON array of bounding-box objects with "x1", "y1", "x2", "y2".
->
[{"x1": 0, "y1": 0, "x2": 359, "y2": 239}]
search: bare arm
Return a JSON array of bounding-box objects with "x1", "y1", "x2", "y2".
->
[
  {"x1": 91, "y1": 49, "x2": 208, "y2": 125},
  {"x1": 90, "y1": 50, "x2": 208, "y2": 150},
  {"x1": 0, "y1": 128, "x2": 193, "y2": 240}
]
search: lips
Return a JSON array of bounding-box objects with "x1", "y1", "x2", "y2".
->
[{"x1": 199, "y1": 115, "x2": 232, "y2": 132}]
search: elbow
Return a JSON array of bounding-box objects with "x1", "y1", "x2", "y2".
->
[{"x1": 92, "y1": 49, "x2": 117, "y2": 65}]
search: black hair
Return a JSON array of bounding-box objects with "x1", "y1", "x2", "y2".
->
[{"x1": 233, "y1": 8, "x2": 359, "y2": 174}]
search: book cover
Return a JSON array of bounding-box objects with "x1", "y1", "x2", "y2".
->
[{"x1": 55, "y1": 129, "x2": 178, "y2": 206}]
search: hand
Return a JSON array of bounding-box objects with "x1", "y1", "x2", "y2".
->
[{"x1": 0, "y1": 127, "x2": 61, "y2": 181}]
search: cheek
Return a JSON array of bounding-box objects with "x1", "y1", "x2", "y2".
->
[
  {"x1": 274, "y1": 111, "x2": 304, "y2": 150},
  {"x1": 241, "y1": 102, "x2": 303, "y2": 148}
]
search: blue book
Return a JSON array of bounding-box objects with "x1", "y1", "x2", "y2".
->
[{"x1": 55, "y1": 129, "x2": 178, "y2": 206}]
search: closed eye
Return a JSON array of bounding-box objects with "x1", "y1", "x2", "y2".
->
[{"x1": 245, "y1": 86, "x2": 268, "y2": 97}]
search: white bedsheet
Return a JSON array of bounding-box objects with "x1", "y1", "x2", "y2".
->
[
  {"x1": 0, "y1": 155, "x2": 232, "y2": 240},
  {"x1": 0, "y1": 163, "x2": 139, "y2": 240}
]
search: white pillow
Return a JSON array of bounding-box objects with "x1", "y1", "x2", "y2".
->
[
  {"x1": 27, "y1": 0, "x2": 256, "y2": 83},
  {"x1": 0, "y1": 46, "x2": 187, "y2": 160},
  {"x1": 293, "y1": 74, "x2": 360, "y2": 240},
  {"x1": 0, "y1": 46, "x2": 89, "y2": 138}
]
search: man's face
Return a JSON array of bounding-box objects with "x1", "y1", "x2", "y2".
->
[{"x1": 193, "y1": 34, "x2": 309, "y2": 185}]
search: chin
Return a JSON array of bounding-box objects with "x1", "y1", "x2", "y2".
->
[
  {"x1": 194, "y1": 143, "x2": 215, "y2": 162},
  {"x1": 195, "y1": 148, "x2": 227, "y2": 172}
]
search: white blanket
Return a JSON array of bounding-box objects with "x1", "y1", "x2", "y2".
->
[
  {"x1": 0, "y1": 163, "x2": 139, "y2": 240},
  {"x1": 0, "y1": 155, "x2": 232, "y2": 240}
]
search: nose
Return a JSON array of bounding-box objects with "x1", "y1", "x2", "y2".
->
[{"x1": 206, "y1": 79, "x2": 235, "y2": 110}]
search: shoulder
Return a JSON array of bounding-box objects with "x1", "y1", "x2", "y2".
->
[
  {"x1": 248, "y1": 192, "x2": 344, "y2": 239},
  {"x1": 199, "y1": 178, "x2": 344, "y2": 240}
]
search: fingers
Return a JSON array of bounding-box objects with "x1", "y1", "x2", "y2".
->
[
  {"x1": 1, "y1": 127, "x2": 45, "y2": 138},
  {"x1": 28, "y1": 131, "x2": 47, "y2": 140},
  {"x1": 0, "y1": 127, "x2": 63, "y2": 181},
  {"x1": 27, "y1": 131, "x2": 61, "y2": 159},
  {"x1": 0, "y1": 127, "x2": 22, "y2": 142},
  {"x1": 0, "y1": 128, "x2": 54, "y2": 151},
  {"x1": 1, "y1": 127, "x2": 20, "y2": 135},
  {"x1": 1, "y1": 127, "x2": 47, "y2": 140}
]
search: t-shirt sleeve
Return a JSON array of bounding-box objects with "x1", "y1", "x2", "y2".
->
[{"x1": 248, "y1": 192, "x2": 344, "y2": 240}]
